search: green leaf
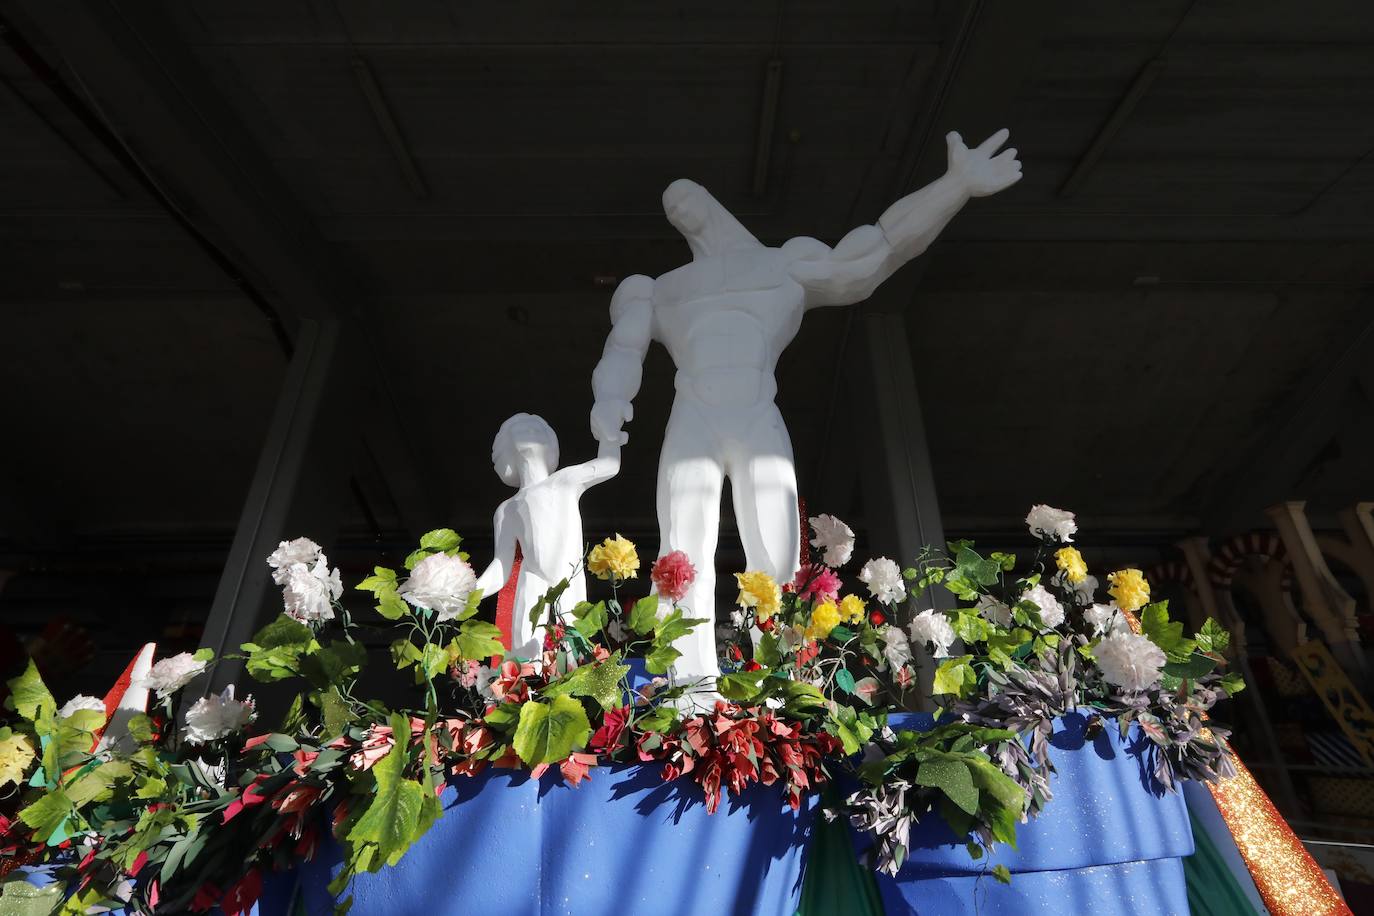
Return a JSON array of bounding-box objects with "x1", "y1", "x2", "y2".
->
[
  {"x1": 320, "y1": 687, "x2": 355, "y2": 738},
  {"x1": 300, "y1": 640, "x2": 368, "y2": 689},
  {"x1": 126, "y1": 714, "x2": 156, "y2": 744},
  {"x1": 916, "y1": 757, "x2": 978, "y2": 816},
  {"x1": 6, "y1": 661, "x2": 55, "y2": 723},
  {"x1": 627, "y1": 595, "x2": 660, "y2": 635},
  {"x1": 717, "y1": 669, "x2": 770, "y2": 702},
  {"x1": 835, "y1": 669, "x2": 856, "y2": 695},
  {"x1": 1140, "y1": 601, "x2": 1195, "y2": 661},
  {"x1": 242, "y1": 615, "x2": 319, "y2": 682},
  {"x1": 1162, "y1": 653, "x2": 1218, "y2": 680},
  {"x1": 513, "y1": 696, "x2": 591, "y2": 765},
  {"x1": 644, "y1": 645, "x2": 680, "y2": 675},
  {"x1": 952, "y1": 610, "x2": 990, "y2": 645},
  {"x1": 654, "y1": 608, "x2": 705, "y2": 646},
  {"x1": 1195, "y1": 618, "x2": 1231, "y2": 655},
  {"x1": 347, "y1": 713, "x2": 429, "y2": 869},
  {"x1": 279, "y1": 693, "x2": 307, "y2": 736},
  {"x1": 418, "y1": 644, "x2": 449, "y2": 681},
  {"x1": 403, "y1": 549, "x2": 429, "y2": 571},
  {"x1": 390, "y1": 639, "x2": 422, "y2": 670},
  {"x1": 992, "y1": 864, "x2": 1012, "y2": 884},
  {"x1": 755, "y1": 632, "x2": 782, "y2": 668},
  {"x1": 1219, "y1": 672, "x2": 1247, "y2": 696},
  {"x1": 932, "y1": 656, "x2": 977, "y2": 697},
  {"x1": 455, "y1": 621, "x2": 506, "y2": 661},
  {"x1": 571, "y1": 601, "x2": 609, "y2": 639},
  {"x1": 357, "y1": 567, "x2": 398, "y2": 594},
  {"x1": 192, "y1": 647, "x2": 215, "y2": 663},
  {"x1": 419, "y1": 528, "x2": 462, "y2": 552},
  {"x1": 19, "y1": 788, "x2": 74, "y2": 842},
  {"x1": 376, "y1": 592, "x2": 408, "y2": 621}
]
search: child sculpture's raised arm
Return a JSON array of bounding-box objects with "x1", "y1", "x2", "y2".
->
[{"x1": 474, "y1": 413, "x2": 620, "y2": 658}]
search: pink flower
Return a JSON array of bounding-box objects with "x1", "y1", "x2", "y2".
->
[
  {"x1": 651, "y1": 551, "x2": 697, "y2": 603},
  {"x1": 792, "y1": 565, "x2": 840, "y2": 605},
  {"x1": 349, "y1": 724, "x2": 396, "y2": 771}
]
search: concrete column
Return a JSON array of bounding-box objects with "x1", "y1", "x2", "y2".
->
[
  {"x1": 1266, "y1": 501, "x2": 1365, "y2": 679},
  {"x1": 200, "y1": 320, "x2": 357, "y2": 694}
]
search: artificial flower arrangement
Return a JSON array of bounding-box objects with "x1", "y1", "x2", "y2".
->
[{"x1": 0, "y1": 507, "x2": 1245, "y2": 914}]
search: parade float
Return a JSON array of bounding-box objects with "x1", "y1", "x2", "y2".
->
[{"x1": 0, "y1": 128, "x2": 1349, "y2": 915}]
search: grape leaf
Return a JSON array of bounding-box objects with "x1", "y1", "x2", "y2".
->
[{"x1": 513, "y1": 696, "x2": 591, "y2": 765}]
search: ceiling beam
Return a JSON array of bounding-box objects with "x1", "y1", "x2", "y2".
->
[{"x1": 1, "y1": 0, "x2": 439, "y2": 534}]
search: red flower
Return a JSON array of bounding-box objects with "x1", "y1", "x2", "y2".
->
[
  {"x1": 589, "y1": 706, "x2": 631, "y2": 754},
  {"x1": 190, "y1": 883, "x2": 222, "y2": 912},
  {"x1": 651, "y1": 551, "x2": 697, "y2": 603},
  {"x1": 742, "y1": 660, "x2": 762, "y2": 672},
  {"x1": 869, "y1": 610, "x2": 887, "y2": 627},
  {"x1": 559, "y1": 752, "x2": 598, "y2": 787},
  {"x1": 349, "y1": 724, "x2": 396, "y2": 771},
  {"x1": 222, "y1": 868, "x2": 262, "y2": 916},
  {"x1": 792, "y1": 565, "x2": 840, "y2": 605}
]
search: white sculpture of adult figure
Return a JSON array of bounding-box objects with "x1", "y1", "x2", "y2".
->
[{"x1": 590, "y1": 129, "x2": 1022, "y2": 682}]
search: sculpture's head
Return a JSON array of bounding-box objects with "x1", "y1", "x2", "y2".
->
[
  {"x1": 492, "y1": 413, "x2": 559, "y2": 486},
  {"x1": 662, "y1": 179, "x2": 763, "y2": 258}
]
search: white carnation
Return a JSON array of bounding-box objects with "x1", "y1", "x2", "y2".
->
[
  {"x1": 267, "y1": 537, "x2": 325, "y2": 585},
  {"x1": 858, "y1": 557, "x2": 906, "y2": 605},
  {"x1": 1093, "y1": 631, "x2": 1166, "y2": 692},
  {"x1": 881, "y1": 625, "x2": 913, "y2": 670},
  {"x1": 809, "y1": 514, "x2": 855, "y2": 568},
  {"x1": 1084, "y1": 603, "x2": 1127, "y2": 636},
  {"x1": 975, "y1": 594, "x2": 1012, "y2": 627},
  {"x1": 282, "y1": 558, "x2": 342, "y2": 623},
  {"x1": 1025, "y1": 505, "x2": 1077, "y2": 543},
  {"x1": 400, "y1": 553, "x2": 478, "y2": 621},
  {"x1": 134, "y1": 652, "x2": 207, "y2": 699},
  {"x1": 1021, "y1": 584, "x2": 1065, "y2": 628},
  {"x1": 58, "y1": 695, "x2": 105, "y2": 719},
  {"x1": 908, "y1": 608, "x2": 956, "y2": 659},
  {"x1": 183, "y1": 685, "x2": 256, "y2": 744}
]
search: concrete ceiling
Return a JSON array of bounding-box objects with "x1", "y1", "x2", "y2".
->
[{"x1": 2, "y1": 0, "x2": 1372, "y2": 570}]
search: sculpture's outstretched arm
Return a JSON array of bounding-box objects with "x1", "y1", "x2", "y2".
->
[
  {"x1": 474, "y1": 502, "x2": 517, "y2": 600},
  {"x1": 568, "y1": 439, "x2": 622, "y2": 490},
  {"x1": 590, "y1": 274, "x2": 654, "y2": 446},
  {"x1": 787, "y1": 129, "x2": 1021, "y2": 308}
]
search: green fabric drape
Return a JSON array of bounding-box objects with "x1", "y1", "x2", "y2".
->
[
  {"x1": 1183, "y1": 811, "x2": 1265, "y2": 916},
  {"x1": 795, "y1": 792, "x2": 885, "y2": 916}
]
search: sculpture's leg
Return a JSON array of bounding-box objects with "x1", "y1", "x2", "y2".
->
[
  {"x1": 730, "y1": 404, "x2": 801, "y2": 586},
  {"x1": 657, "y1": 397, "x2": 723, "y2": 681}
]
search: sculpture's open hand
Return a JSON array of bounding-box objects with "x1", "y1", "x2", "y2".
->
[
  {"x1": 591, "y1": 398, "x2": 633, "y2": 446},
  {"x1": 946, "y1": 128, "x2": 1021, "y2": 197}
]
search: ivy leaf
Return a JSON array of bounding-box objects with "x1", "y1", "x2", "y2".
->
[
  {"x1": 454, "y1": 621, "x2": 505, "y2": 661},
  {"x1": 1140, "y1": 602, "x2": 1195, "y2": 661},
  {"x1": 419, "y1": 528, "x2": 462, "y2": 553},
  {"x1": 952, "y1": 611, "x2": 990, "y2": 645},
  {"x1": 390, "y1": 639, "x2": 422, "y2": 670},
  {"x1": 376, "y1": 591, "x2": 408, "y2": 621},
  {"x1": 320, "y1": 687, "x2": 354, "y2": 738},
  {"x1": 527, "y1": 579, "x2": 571, "y2": 629},
  {"x1": 356, "y1": 567, "x2": 398, "y2": 594},
  {"x1": 644, "y1": 645, "x2": 680, "y2": 675},
  {"x1": 300, "y1": 640, "x2": 368, "y2": 689},
  {"x1": 0, "y1": 727, "x2": 36, "y2": 787},
  {"x1": 347, "y1": 714, "x2": 428, "y2": 869},
  {"x1": 18, "y1": 788, "x2": 75, "y2": 843},
  {"x1": 717, "y1": 669, "x2": 770, "y2": 702},
  {"x1": 627, "y1": 595, "x2": 660, "y2": 635},
  {"x1": 544, "y1": 658, "x2": 630, "y2": 712},
  {"x1": 1195, "y1": 618, "x2": 1231, "y2": 655},
  {"x1": 241, "y1": 615, "x2": 318, "y2": 683},
  {"x1": 932, "y1": 656, "x2": 977, "y2": 697},
  {"x1": 513, "y1": 696, "x2": 591, "y2": 765},
  {"x1": 915, "y1": 757, "x2": 978, "y2": 816},
  {"x1": 755, "y1": 632, "x2": 782, "y2": 668},
  {"x1": 992, "y1": 864, "x2": 1012, "y2": 885},
  {"x1": 1219, "y1": 672, "x2": 1247, "y2": 696},
  {"x1": 5, "y1": 661, "x2": 55, "y2": 724},
  {"x1": 571, "y1": 601, "x2": 609, "y2": 639},
  {"x1": 1162, "y1": 653, "x2": 1218, "y2": 680},
  {"x1": 654, "y1": 608, "x2": 705, "y2": 646}
]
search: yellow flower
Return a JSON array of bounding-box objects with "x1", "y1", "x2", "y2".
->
[
  {"x1": 588, "y1": 533, "x2": 639, "y2": 581},
  {"x1": 805, "y1": 601, "x2": 841, "y2": 640},
  {"x1": 839, "y1": 594, "x2": 866, "y2": 624},
  {"x1": 735, "y1": 570, "x2": 781, "y2": 622},
  {"x1": 1055, "y1": 547, "x2": 1088, "y2": 585},
  {"x1": 1107, "y1": 568, "x2": 1150, "y2": 613},
  {"x1": 0, "y1": 728, "x2": 36, "y2": 788}
]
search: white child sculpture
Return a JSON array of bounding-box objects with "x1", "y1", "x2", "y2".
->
[
  {"x1": 474, "y1": 413, "x2": 620, "y2": 658},
  {"x1": 590, "y1": 129, "x2": 1022, "y2": 683}
]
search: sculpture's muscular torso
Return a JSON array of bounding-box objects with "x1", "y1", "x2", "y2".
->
[{"x1": 591, "y1": 130, "x2": 1021, "y2": 682}]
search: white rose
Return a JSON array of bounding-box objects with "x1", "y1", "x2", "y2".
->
[
  {"x1": 809, "y1": 514, "x2": 855, "y2": 568},
  {"x1": 283, "y1": 558, "x2": 342, "y2": 623},
  {"x1": 134, "y1": 652, "x2": 208, "y2": 699},
  {"x1": 1093, "y1": 631, "x2": 1166, "y2": 692},
  {"x1": 58, "y1": 695, "x2": 105, "y2": 719},
  {"x1": 1021, "y1": 584, "x2": 1065, "y2": 628},
  {"x1": 267, "y1": 537, "x2": 324, "y2": 585},
  {"x1": 858, "y1": 557, "x2": 906, "y2": 605},
  {"x1": 908, "y1": 608, "x2": 956, "y2": 659},
  {"x1": 1025, "y1": 505, "x2": 1077, "y2": 543},
  {"x1": 975, "y1": 594, "x2": 1012, "y2": 628},
  {"x1": 881, "y1": 625, "x2": 913, "y2": 670},
  {"x1": 183, "y1": 685, "x2": 256, "y2": 745},
  {"x1": 399, "y1": 553, "x2": 478, "y2": 621}
]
